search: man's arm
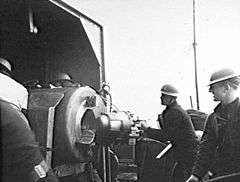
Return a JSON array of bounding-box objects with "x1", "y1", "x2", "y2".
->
[
  {"x1": 145, "y1": 108, "x2": 184, "y2": 142},
  {"x1": 191, "y1": 113, "x2": 218, "y2": 179},
  {"x1": 145, "y1": 127, "x2": 169, "y2": 142},
  {"x1": 140, "y1": 120, "x2": 169, "y2": 142}
]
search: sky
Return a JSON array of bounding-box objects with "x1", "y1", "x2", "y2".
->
[{"x1": 63, "y1": 0, "x2": 240, "y2": 125}]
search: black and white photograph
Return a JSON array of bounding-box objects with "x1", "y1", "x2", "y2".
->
[{"x1": 1, "y1": 0, "x2": 240, "y2": 182}]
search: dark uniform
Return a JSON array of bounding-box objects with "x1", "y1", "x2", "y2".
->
[
  {"x1": 1, "y1": 99, "x2": 59, "y2": 182},
  {"x1": 192, "y1": 98, "x2": 240, "y2": 179},
  {"x1": 146, "y1": 101, "x2": 198, "y2": 182}
]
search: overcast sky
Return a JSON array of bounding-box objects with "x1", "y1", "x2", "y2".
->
[{"x1": 64, "y1": 0, "x2": 240, "y2": 124}]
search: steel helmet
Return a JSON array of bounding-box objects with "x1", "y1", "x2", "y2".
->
[
  {"x1": 54, "y1": 72, "x2": 71, "y2": 80},
  {"x1": 0, "y1": 57, "x2": 12, "y2": 72},
  {"x1": 208, "y1": 68, "x2": 239, "y2": 86},
  {"x1": 161, "y1": 84, "x2": 179, "y2": 97}
]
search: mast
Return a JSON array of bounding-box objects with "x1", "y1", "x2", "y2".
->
[{"x1": 193, "y1": 0, "x2": 200, "y2": 110}]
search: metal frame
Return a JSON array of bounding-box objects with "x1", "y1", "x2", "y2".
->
[{"x1": 48, "y1": 0, "x2": 106, "y2": 87}]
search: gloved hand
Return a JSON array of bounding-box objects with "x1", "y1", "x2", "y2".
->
[{"x1": 186, "y1": 175, "x2": 200, "y2": 182}]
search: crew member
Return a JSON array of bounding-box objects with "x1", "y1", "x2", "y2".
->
[
  {"x1": 141, "y1": 84, "x2": 198, "y2": 182},
  {"x1": 0, "y1": 57, "x2": 28, "y2": 112},
  {"x1": 1, "y1": 97, "x2": 59, "y2": 182},
  {"x1": 186, "y1": 68, "x2": 240, "y2": 182},
  {"x1": 51, "y1": 72, "x2": 80, "y2": 87}
]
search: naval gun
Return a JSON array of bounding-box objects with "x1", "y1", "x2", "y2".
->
[{"x1": 26, "y1": 84, "x2": 143, "y2": 182}]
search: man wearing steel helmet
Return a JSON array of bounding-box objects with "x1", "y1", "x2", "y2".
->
[
  {"x1": 141, "y1": 84, "x2": 198, "y2": 182},
  {"x1": 0, "y1": 57, "x2": 59, "y2": 181},
  {"x1": 51, "y1": 72, "x2": 80, "y2": 87},
  {"x1": 186, "y1": 69, "x2": 240, "y2": 182}
]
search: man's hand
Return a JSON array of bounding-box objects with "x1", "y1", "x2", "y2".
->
[
  {"x1": 139, "y1": 121, "x2": 149, "y2": 131},
  {"x1": 186, "y1": 175, "x2": 200, "y2": 182}
]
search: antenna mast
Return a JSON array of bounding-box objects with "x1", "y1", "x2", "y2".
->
[{"x1": 193, "y1": 0, "x2": 200, "y2": 110}]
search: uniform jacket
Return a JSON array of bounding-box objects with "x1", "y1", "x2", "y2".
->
[
  {"x1": 192, "y1": 98, "x2": 240, "y2": 178},
  {"x1": 0, "y1": 72, "x2": 28, "y2": 110},
  {"x1": 146, "y1": 101, "x2": 198, "y2": 167},
  {"x1": 1, "y1": 99, "x2": 58, "y2": 182}
]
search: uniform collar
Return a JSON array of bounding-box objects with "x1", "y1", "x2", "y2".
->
[
  {"x1": 214, "y1": 97, "x2": 239, "y2": 113},
  {"x1": 166, "y1": 100, "x2": 178, "y2": 108}
]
